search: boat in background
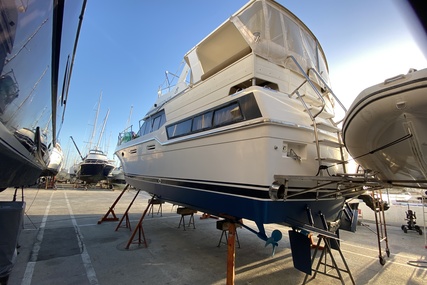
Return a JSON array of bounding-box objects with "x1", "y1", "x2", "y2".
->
[
  {"x1": 0, "y1": 0, "x2": 87, "y2": 191},
  {"x1": 42, "y1": 143, "x2": 65, "y2": 176},
  {"x1": 78, "y1": 149, "x2": 115, "y2": 184},
  {"x1": 108, "y1": 165, "x2": 125, "y2": 185},
  {"x1": 116, "y1": 0, "x2": 370, "y2": 274},
  {"x1": 74, "y1": 100, "x2": 115, "y2": 185},
  {"x1": 343, "y1": 68, "x2": 427, "y2": 189}
]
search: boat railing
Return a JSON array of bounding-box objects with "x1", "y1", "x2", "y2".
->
[
  {"x1": 286, "y1": 55, "x2": 348, "y2": 173},
  {"x1": 157, "y1": 61, "x2": 190, "y2": 97},
  {"x1": 286, "y1": 55, "x2": 326, "y2": 119},
  {"x1": 307, "y1": 67, "x2": 347, "y2": 125},
  {"x1": 117, "y1": 125, "x2": 137, "y2": 146}
]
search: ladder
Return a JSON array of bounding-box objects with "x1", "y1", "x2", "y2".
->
[
  {"x1": 286, "y1": 56, "x2": 348, "y2": 175},
  {"x1": 285, "y1": 56, "x2": 392, "y2": 267},
  {"x1": 371, "y1": 188, "x2": 390, "y2": 265}
]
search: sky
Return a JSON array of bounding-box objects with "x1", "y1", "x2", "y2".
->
[{"x1": 60, "y1": 0, "x2": 427, "y2": 170}]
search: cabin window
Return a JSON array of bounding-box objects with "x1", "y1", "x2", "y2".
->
[
  {"x1": 192, "y1": 111, "x2": 213, "y2": 132},
  {"x1": 151, "y1": 111, "x2": 166, "y2": 132},
  {"x1": 167, "y1": 119, "x2": 192, "y2": 138},
  {"x1": 165, "y1": 93, "x2": 260, "y2": 140},
  {"x1": 213, "y1": 103, "x2": 242, "y2": 127},
  {"x1": 137, "y1": 110, "x2": 166, "y2": 136},
  {"x1": 139, "y1": 118, "x2": 151, "y2": 136},
  {"x1": 152, "y1": 114, "x2": 163, "y2": 131}
]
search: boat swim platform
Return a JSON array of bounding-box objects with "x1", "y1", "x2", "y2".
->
[{"x1": 3, "y1": 186, "x2": 426, "y2": 285}]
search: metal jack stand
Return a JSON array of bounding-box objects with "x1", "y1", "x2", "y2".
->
[
  {"x1": 125, "y1": 198, "x2": 155, "y2": 249},
  {"x1": 115, "y1": 189, "x2": 140, "y2": 231},
  {"x1": 217, "y1": 220, "x2": 241, "y2": 248},
  {"x1": 301, "y1": 208, "x2": 354, "y2": 285},
  {"x1": 303, "y1": 235, "x2": 355, "y2": 285},
  {"x1": 98, "y1": 184, "x2": 130, "y2": 224},
  {"x1": 148, "y1": 197, "x2": 164, "y2": 217},
  {"x1": 177, "y1": 207, "x2": 197, "y2": 230}
]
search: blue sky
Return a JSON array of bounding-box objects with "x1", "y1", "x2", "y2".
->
[{"x1": 60, "y1": 0, "x2": 427, "y2": 169}]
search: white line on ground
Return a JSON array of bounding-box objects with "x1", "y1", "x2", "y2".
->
[
  {"x1": 64, "y1": 191, "x2": 99, "y2": 285},
  {"x1": 21, "y1": 191, "x2": 54, "y2": 285}
]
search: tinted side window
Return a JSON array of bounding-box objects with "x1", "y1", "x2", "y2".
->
[
  {"x1": 166, "y1": 119, "x2": 192, "y2": 138},
  {"x1": 192, "y1": 111, "x2": 213, "y2": 132},
  {"x1": 138, "y1": 118, "x2": 151, "y2": 136},
  {"x1": 152, "y1": 115, "x2": 162, "y2": 131},
  {"x1": 213, "y1": 103, "x2": 242, "y2": 127}
]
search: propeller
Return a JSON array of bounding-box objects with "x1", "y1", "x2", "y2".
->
[{"x1": 265, "y1": 229, "x2": 282, "y2": 256}]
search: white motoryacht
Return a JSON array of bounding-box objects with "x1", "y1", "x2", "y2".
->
[{"x1": 116, "y1": 0, "x2": 367, "y2": 273}]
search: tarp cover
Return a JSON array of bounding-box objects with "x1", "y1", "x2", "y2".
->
[{"x1": 231, "y1": 0, "x2": 330, "y2": 85}]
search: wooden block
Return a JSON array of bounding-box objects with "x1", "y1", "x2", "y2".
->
[
  {"x1": 177, "y1": 207, "x2": 197, "y2": 215},
  {"x1": 148, "y1": 198, "x2": 164, "y2": 205}
]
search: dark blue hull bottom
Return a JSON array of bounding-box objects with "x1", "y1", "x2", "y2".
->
[
  {"x1": 79, "y1": 164, "x2": 112, "y2": 184},
  {"x1": 126, "y1": 175, "x2": 345, "y2": 230},
  {"x1": 0, "y1": 141, "x2": 42, "y2": 190}
]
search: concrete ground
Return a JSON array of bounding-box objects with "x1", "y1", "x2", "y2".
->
[{"x1": 1, "y1": 185, "x2": 426, "y2": 285}]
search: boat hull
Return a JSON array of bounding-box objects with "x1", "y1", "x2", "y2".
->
[
  {"x1": 0, "y1": 124, "x2": 42, "y2": 189},
  {"x1": 343, "y1": 68, "x2": 427, "y2": 188},
  {"x1": 126, "y1": 174, "x2": 345, "y2": 227},
  {"x1": 0, "y1": 0, "x2": 86, "y2": 189},
  {"x1": 79, "y1": 163, "x2": 114, "y2": 184}
]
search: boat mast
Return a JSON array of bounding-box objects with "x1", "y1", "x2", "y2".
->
[
  {"x1": 96, "y1": 108, "x2": 110, "y2": 151},
  {"x1": 125, "y1": 105, "x2": 133, "y2": 129},
  {"x1": 89, "y1": 91, "x2": 102, "y2": 151}
]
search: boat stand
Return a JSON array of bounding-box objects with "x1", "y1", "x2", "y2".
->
[
  {"x1": 371, "y1": 189, "x2": 390, "y2": 265},
  {"x1": 422, "y1": 195, "x2": 427, "y2": 249},
  {"x1": 303, "y1": 235, "x2": 355, "y2": 285},
  {"x1": 97, "y1": 184, "x2": 130, "y2": 224},
  {"x1": 226, "y1": 222, "x2": 237, "y2": 285},
  {"x1": 217, "y1": 220, "x2": 241, "y2": 248},
  {"x1": 125, "y1": 197, "x2": 156, "y2": 249},
  {"x1": 115, "y1": 189, "x2": 141, "y2": 231},
  {"x1": 148, "y1": 197, "x2": 164, "y2": 217},
  {"x1": 177, "y1": 207, "x2": 197, "y2": 230}
]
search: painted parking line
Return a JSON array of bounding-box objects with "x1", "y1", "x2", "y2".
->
[{"x1": 64, "y1": 191, "x2": 99, "y2": 285}]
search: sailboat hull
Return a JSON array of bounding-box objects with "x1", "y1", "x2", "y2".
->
[
  {"x1": 0, "y1": 0, "x2": 86, "y2": 189},
  {"x1": 0, "y1": 124, "x2": 41, "y2": 189}
]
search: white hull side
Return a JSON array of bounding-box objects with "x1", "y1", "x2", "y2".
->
[
  {"x1": 117, "y1": 88, "x2": 344, "y2": 187},
  {"x1": 46, "y1": 144, "x2": 64, "y2": 175},
  {"x1": 343, "y1": 68, "x2": 427, "y2": 187}
]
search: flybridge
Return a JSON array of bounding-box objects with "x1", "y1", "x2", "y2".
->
[
  {"x1": 155, "y1": 0, "x2": 331, "y2": 104},
  {"x1": 184, "y1": 0, "x2": 330, "y2": 86}
]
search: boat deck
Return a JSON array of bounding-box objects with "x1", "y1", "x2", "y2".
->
[{"x1": 2, "y1": 185, "x2": 426, "y2": 285}]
